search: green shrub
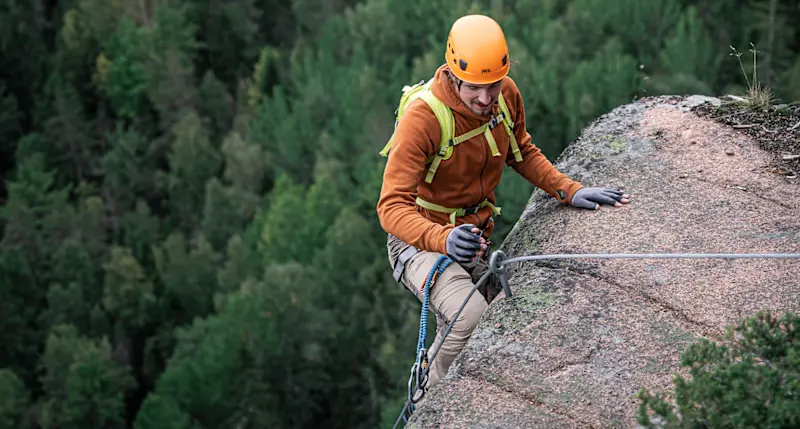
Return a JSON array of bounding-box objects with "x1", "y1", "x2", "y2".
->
[{"x1": 637, "y1": 310, "x2": 799, "y2": 428}]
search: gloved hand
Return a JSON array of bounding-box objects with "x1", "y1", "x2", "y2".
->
[
  {"x1": 445, "y1": 224, "x2": 484, "y2": 263},
  {"x1": 571, "y1": 187, "x2": 630, "y2": 210}
]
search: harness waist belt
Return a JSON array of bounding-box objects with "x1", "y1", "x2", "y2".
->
[{"x1": 415, "y1": 197, "x2": 502, "y2": 224}]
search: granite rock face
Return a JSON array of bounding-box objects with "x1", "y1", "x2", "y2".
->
[{"x1": 404, "y1": 95, "x2": 800, "y2": 428}]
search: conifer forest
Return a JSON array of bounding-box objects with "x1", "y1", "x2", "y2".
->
[{"x1": 1, "y1": 0, "x2": 799, "y2": 428}]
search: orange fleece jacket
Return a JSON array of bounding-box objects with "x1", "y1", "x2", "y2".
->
[{"x1": 377, "y1": 64, "x2": 584, "y2": 255}]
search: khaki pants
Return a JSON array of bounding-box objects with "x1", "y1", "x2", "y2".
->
[{"x1": 387, "y1": 234, "x2": 498, "y2": 389}]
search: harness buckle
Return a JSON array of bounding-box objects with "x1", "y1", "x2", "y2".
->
[
  {"x1": 488, "y1": 112, "x2": 504, "y2": 129},
  {"x1": 438, "y1": 139, "x2": 455, "y2": 157},
  {"x1": 461, "y1": 204, "x2": 481, "y2": 215}
]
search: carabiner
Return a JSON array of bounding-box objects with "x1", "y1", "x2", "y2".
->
[{"x1": 407, "y1": 349, "x2": 429, "y2": 404}]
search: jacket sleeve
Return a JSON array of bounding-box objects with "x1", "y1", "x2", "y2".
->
[
  {"x1": 376, "y1": 101, "x2": 454, "y2": 255},
  {"x1": 503, "y1": 78, "x2": 583, "y2": 204}
]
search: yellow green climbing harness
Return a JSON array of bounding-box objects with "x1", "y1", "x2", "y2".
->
[
  {"x1": 414, "y1": 197, "x2": 501, "y2": 225},
  {"x1": 379, "y1": 77, "x2": 523, "y2": 224},
  {"x1": 379, "y1": 78, "x2": 523, "y2": 184}
]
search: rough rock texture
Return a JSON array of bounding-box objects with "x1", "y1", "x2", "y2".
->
[
  {"x1": 404, "y1": 95, "x2": 800, "y2": 428},
  {"x1": 693, "y1": 100, "x2": 799, "y2": 179}
]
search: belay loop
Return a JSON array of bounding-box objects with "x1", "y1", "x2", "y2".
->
[{"x1": 406, "y1": 255, "x2": 452, "y2": 407}]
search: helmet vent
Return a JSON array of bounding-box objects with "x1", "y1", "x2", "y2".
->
[
  {"x1": 459, "y1": 59, "x2": 468, "y2": 71},
  {"x1": 502, "y1": 54, "x2": 507, "y2": 66}
]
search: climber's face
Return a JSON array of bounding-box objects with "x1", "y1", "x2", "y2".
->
[{"x1": 457, "y1": 79, "x2": 503, "y2": 116}]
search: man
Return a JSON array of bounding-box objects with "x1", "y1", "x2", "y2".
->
[{"x1": 376, "y1": 14, "x2": 630, "y2": 390}]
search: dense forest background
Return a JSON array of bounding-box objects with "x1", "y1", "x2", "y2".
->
[{"x1": 1, "y1": 0, "x2": 798, "y2": 428}]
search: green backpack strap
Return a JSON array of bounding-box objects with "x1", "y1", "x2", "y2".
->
[
  {"x1": 378, "y1": 78, "x2": 457, "y2": 184},
  {"x1": 497, "y1": 93, "x2": 522, "y2": 162},
  {"x1": 418, "y1": 91, "x2": 456, "y2": 184},
  {"x1": 379, "y1": 79, "x2": 435, "y2": 157},
  {"x1": 423, "y1": 92, "x2": 523, "y2": 183}
]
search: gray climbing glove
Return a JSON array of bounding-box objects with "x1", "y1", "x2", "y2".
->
[
  {"x1": 571, "y1": 187, "x2": 627, "y2": 210},
  {"x1": 445, "y1": 224, "x2": 481, "y2": 263}
]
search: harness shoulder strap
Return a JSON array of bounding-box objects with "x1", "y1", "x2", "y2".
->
[
  {"x1": 418, "y1": 91, "x2": 459, "y2": 183},
  {"x1": 381, "y1": 86, "x2": 524, "y2": 184},
  {"x1": 418, "y1": 91, "x2": 454, "y2": 148},
  {"x1": 497, "y1": 93, "x2": 523, "y2": 162}
]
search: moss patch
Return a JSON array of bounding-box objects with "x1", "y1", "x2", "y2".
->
[
  {"x1": 489, "y1": 279, "x2": 558, "y2": 333},
  {"x1": 651, "y1": 320, "x2": 698, "y2": 350},
  {"x1": 609, "y1": 137, "x2": 628, "y2": 153},
  {"x1": 584, "y1": 133, "x2": 630, "y2": 156},
  {"x1": 642, "y1": 357, "x2": 669, "y2": 374}
]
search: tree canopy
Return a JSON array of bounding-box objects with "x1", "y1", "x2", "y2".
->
[{"x1": 1, "y1": 0, "x2": 799, "y2": 427}]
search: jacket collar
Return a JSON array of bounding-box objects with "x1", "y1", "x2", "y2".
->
[{"x1": 430, "y1": 64, "x2": 496, "y2": 122}]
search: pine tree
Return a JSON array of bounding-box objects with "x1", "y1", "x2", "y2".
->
[
  {"x1": 0, "y1": 83, "x2": 21, "y2": 154},
  {"x1": 198, "y1": 71, "x2": 236, "y2": 141},
  {"x1": 158, "y1": 111, "x2": 222, "y2": 232},
  {"x1": 102, "y1": 124, "x2": 156, "y2": 213},
  {"x1": 563, "y1": 38, "x2": 639, "y2": 140},
  {"x1": 0, "y1": 249, "x2": 41, "y2": 384},
  {"x1": 152, "y1": 232, "x2": 222, "y2": 325},
  {"x1": 37, "y1": 324, "x2": 135, "y2": 429},
  {"x1": 0, "y1": 369, "x2": 29, "y2": 429},
  {"x1": 142, "y1": 1, "x2": 201, "y2": 131},
  {"x1": 201, "y1": 178, "x2": 260, "y2": 251},
  {"x1": 650, "y1": 6, "x2": 720, "y2": 96},
  {"x1": 637, "y1": 311, "x2": 800, "y2": 428},
  {"x1": 0, "y1": 153, "x2": 71, "y2": 382},
  {"x1": 95, "y1": 17, "x2": 149, "y2": 121},
  {"x1": 194, "y1": 0, "x2": 264, "y2": 86},
  {"x1": 135, "y1": 262, "x2": 325, "y2": 428},
  {"x1": 131, "y1": 394, "x2": 194, "y2": 429},
  {"x1": 101, "y1": 246, "x2": 157, "y2": 331}
]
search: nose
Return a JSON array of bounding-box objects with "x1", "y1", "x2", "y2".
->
[{"x1": 478, "y1": 89, "x2": 491, "y2": 105}]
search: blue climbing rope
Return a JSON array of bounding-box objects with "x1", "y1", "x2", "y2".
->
[
  {"x1": 404, "y1": 255, "x2": 452, "y2": 415},
  {"x1": 416, "y1": 255, "x2": 452, "y2": 355}
]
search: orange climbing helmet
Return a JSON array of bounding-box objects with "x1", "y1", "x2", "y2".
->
[{"x1": 445, "y1": 14, "x2": 510, "y2": 84}]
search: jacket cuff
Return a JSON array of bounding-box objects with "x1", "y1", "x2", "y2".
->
[
  {"x1": 435, "y1": 224, "x2": 454, "y2": 256},
  {"x1": 556, "y1": 182, "x2": 584, "y2": 205}
]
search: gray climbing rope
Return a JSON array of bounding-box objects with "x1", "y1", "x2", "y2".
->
[
  {"x1": 393, "y1": 270, "x2": 491, "y2": 429},
  {"x1": 498, "y1": 251, "x2": 800, "y2": 266}
]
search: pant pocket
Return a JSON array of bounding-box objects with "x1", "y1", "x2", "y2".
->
[{"x1": 387, "y1": 234, "x2": 412, "y2": 267}]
